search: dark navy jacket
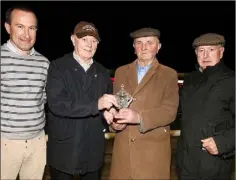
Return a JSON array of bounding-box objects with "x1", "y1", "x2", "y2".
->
[
  {"x1": 176, "y1": 61, "x2": 235, "y2": 179},
  {"x1": 46, "y1": 53, "x2": 112, "y2": 175}
]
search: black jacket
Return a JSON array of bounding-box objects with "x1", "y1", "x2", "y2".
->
[
  {"x1": 176, "y1": 61, "x2": 235, "y2": 179},
  {"x1": 46, "y1": 53, "x2": 112, "y2": 175}
]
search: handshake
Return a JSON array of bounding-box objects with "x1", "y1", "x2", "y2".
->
[{"x1": 98, "y1": 94, "x2": 141, "y2": 131}]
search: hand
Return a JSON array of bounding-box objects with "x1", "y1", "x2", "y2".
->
[
  {"x1": 103, "y1": 108, "x2": 118, "y2": 125},
  {"x1": 98, "y1": 94, "x2": 118, "y2": 110},
  {"x1": 201, "y1": 137, "x2": 219, "y2": 155},
  {"x1": 115, "y1": 108, "x2": 141, "y2": 124},
  {"x1": 111, "y1": 122, "x2": 127, "y2": 131},
  {"x1": 104, "y1": 110, "x2": 113, "y2": 125}
]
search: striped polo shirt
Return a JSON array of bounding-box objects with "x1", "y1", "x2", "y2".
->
[{"x1": 1, "y1": 41, "x2": 50, "y2": 140}]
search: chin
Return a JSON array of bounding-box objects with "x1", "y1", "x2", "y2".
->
[
  {"x1": 84, "y1": 56, "x2": 93, "y2": 60},
  {"x1": 85, "y1": 51, "x2": 93, "y2": 55},
  {"x1": 19, "y1": 43, "x2": 33, "y2": 49},
  {"x1": 19, "y1": 47, "x2": 33, "y2": 51}
]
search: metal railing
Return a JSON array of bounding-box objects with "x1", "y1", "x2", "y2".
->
[
  {"x1": 45, "y1": 130, "x2": 180, "y2": 141},
  {"x1": 104, "y1": 130, "x2": 181, "y2": 139}
]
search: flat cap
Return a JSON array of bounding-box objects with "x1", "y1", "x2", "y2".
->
[
  {"x1": 192, "y1": 33, "x2": 225, "y2": 48},
  {"x1": 130, "y1": 27, "x2": 160, "y2": 39}
]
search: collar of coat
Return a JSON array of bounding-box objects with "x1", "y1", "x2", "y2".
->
[
  {"x1": 125, "y1": 58, "x2": 160, "y2": 95},
  {"x1": 196, "y1": 59, "x2": 228, "y2": 77}
]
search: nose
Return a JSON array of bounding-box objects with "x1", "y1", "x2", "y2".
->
[
  {"x1": 141, "y1": 43, "x2": 147, "y2": 51},
  {"x1": 203, "y1": 50, "x2": 209, "y2": 58},
  {"x1": 86, "y1": 40, "x2": 92, "y2": 47},
  {"x1": 24, "y1": 29, "x2": 30, "y2": 39}
]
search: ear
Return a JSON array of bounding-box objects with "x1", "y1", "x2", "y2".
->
[
  {"x1": 158, "y1": 43, "x2": 162, "y2": 50},
  {"x1": 156, "y1": 42, "x2": 162, "y2": 54},
  {"x1": 220, "y1": 47, "x2": 225, "y2": 59},
  {"x1": 132, "y1": 43, "x2": 137, "y2": 54},
  {"x1": 5, "y1": 22, "x2": 11, "y2": 34},
  {"x1": 70, "y1": 35, "x2": 75, "y2": 47}
]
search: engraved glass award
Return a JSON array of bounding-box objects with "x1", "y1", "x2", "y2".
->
[{"x1": 115, "y1": 84, "x2": 133, "y2": 109}]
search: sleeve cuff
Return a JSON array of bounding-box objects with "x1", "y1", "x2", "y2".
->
[
  {"x1": 108, "y1": 126, "x2": 117, "y2": 133},
  {"x1": 137, "y1": 113, "x2": 145, "y2": 133},
  {"x1": 92, "y1": 101, "x2": 100, "y2": 116}
]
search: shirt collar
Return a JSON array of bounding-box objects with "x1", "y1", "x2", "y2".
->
[
  {"x1": 137, "y1": 60, "x2": 152, "y2": 72},
  {"x1": 73, "y1": 51, "x2": 93, "y2": 71},
  {"x1": 6, "y1": 40, "x2": 35, "y2": 56}
]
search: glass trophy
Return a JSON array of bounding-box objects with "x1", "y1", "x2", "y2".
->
[{"x1": 115, "y1": 84, "x2": 133, "y2": 110}]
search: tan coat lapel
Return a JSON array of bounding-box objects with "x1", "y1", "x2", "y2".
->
[
  {"x1": 125, "y1": 60, "x2": 138, "y2": 90},
  {"x1": 132, "y1": 58, "x2": 159, "y2": 96}
]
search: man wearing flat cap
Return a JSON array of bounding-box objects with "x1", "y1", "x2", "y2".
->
[
  {"x1": 46, "y1": 21, "x2": 118, "y2": 180},
  {"x1": 176, "y1": 33, "x2": 235, "y2": 180},
  {"x1": 103, "y1": 27, "x2": 179, "y2": 179}
]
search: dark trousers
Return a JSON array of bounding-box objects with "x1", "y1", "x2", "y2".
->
[{"x1": 49, "y1": 166, "x2": 100, "y2": 180}]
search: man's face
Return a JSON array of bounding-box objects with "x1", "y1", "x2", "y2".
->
[
  {"x1": 5, "y1": 9, "x2": 37, "y2": 55},
  {"x1": 71, "y1": 35, "x2": 98, "y2": 61},
  {"x1": 195, "y1": 45, "x2": 224, "y2": 70},
  {"x1": 133, "y1": 36, "x2": 161, "y2": 61}
]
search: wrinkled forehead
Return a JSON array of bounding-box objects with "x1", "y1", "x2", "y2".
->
[
  {"x1": 196, "y1": 45, "x2": 223, "y2": 50},
  {"x1": 134, "y1": 36, "x2": 159, "y2": 43}
]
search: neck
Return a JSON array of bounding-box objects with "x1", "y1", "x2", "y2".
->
[
  {"x1": 74, "y1": 52, "x2": 92, "y2": 64},
  {"x1": 10, "y1": 40, "x2": 31, "y2": 56},
  {"x1": 137, "y1": 58, "x2": 154, "y2": 67},
  {"x1": 80, "y1": 58, "x2": 92, "y2": 64}
]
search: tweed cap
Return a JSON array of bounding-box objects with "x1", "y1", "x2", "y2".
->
[
  {"x1": 130, "y1": 27, "x2": 160, "y2": 39},
  {"x1": 192, "y1": 33, "x2": 225, "y2": 48},
  {"x1": 73, "y1": 21, "x2": 101, "y2": 41}
]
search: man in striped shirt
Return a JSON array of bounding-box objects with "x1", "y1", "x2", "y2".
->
[{"x1": 1, "y1": 5, "x2": 49, "y2": 180}]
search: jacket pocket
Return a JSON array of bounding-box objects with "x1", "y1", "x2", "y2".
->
[
  {"x1": 213, "y1": 116, "x2": 232, "y2": 135},
  {"x1": 197, "y1": 150, "x2": 220, "y2": 177},
  {"x1": 201, "y1": 116, "x2": 231, "y2": 137},
  {"x1": 48, "y1": 117, "x2": 75, "y2": 141}
]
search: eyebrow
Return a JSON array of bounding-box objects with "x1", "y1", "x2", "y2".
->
[{"x1": 14, "y1": 23, "x2": 37, "y2": 28}]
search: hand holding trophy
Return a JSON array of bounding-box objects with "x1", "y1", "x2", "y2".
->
[
  {"x1": 103, "y1": 84, "x2": 135, "y2": 127},
  {"x1": 104, "y1": 84, "x2": 139, "y2": 129},
  {"x1": 115, "y1": 84, "x2": 133, "y2": 110},
  {"x1": 114, "y1": 84, "x2": 141, "y2": 125}
]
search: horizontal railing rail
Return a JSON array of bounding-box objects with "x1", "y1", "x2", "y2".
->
[
  {"x1": 104, "y1": 130, "x2": 181, "y2": 139},
  {"x1": 45, "y1": 130, "x2": 180, "y2": 141}
]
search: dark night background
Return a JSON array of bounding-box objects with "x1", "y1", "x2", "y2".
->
[
  {"x1": 1, "y1": 1, "x2": 235, "y2": 130},
  {"x1": 1, "y1": 1, "x2": 235, "y2": 74}
]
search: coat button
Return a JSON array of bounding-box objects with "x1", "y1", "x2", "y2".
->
[
  {"x1": 131, "y1": 138, "x2": 136, "y2": 142},
  {"x1": 164, "y1": 128, "x2": 167, "y2": 132}
]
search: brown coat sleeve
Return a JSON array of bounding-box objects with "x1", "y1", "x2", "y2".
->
[{"x1": 139, "y1": 72, "x2": 179, "y2": 133}]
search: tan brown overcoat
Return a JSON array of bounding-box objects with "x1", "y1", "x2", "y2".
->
[{"x1": 109, "y1": 59, "x2": 179, "y2": 180}]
